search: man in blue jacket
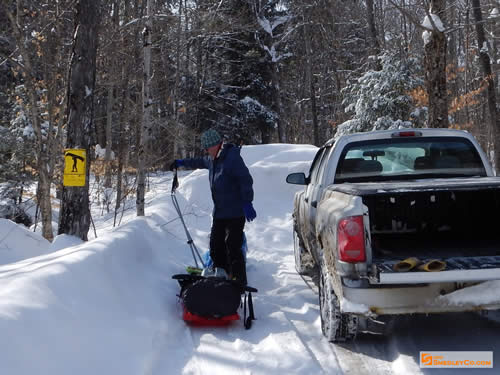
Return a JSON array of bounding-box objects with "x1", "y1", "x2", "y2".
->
[{"x1": 170, "y1": 129, "x2": 256, "y2": 285}]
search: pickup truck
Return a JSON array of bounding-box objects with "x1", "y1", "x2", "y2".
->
[{"x1": 286, "y1": 128, "x2": 500, "y2": 342}]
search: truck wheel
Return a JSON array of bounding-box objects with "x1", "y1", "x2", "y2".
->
[
  {"x1": 294, "y1": 229, "x2": 315, "y2": 275},
  {"x1": 319, "y1": 266, "x2": 358, "y2": 342}
]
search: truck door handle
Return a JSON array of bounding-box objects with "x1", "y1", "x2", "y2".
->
[
  {"x1": 305, "y1": 197, "x2": 309, "y2": 203},
  {"x1": 312, "y1": 201, "x2": 317, "y2": 208}
]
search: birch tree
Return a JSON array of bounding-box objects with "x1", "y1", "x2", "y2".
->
[{"x1": 136, "y1": 0, "x2": 153, "y2": 217}]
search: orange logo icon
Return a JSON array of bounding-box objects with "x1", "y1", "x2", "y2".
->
[{"x1": 421, "y1": 353, "x2": 432, "y2": 366}]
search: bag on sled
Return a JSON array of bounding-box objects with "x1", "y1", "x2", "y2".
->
[{"x1": 172, "y1": 271, "x2": 257, "y2": 329}]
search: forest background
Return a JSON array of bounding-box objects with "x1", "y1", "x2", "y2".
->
[{"x1": 1, "y1": 0, "x2": 499, "y2": 241}]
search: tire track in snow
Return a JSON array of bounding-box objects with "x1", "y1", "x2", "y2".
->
[
  {"x1": 328, "y1": 311, "x2": 500, "y2": 374},
  {"x1": 252, "y1": 249, "x2": 343, "y2": 374},
  {"x1": 330, "y1": 335, "x2": 397, "y2": 375},
  {"x1": 271, "y1": 255, "x2": 407, "y2": 375}
]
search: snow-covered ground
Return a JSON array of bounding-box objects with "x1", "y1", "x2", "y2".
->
[{"x1": 1, "y1": 144, "x2": 500, "y2": 374}]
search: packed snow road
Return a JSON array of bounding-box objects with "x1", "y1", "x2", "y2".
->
[{"x1": 329, "y1": 309, "x2": 500, "y2": 374}]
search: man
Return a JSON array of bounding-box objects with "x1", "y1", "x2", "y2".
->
[{"x1": 170, "y1": 128, "x2": 256, "y2": 285}]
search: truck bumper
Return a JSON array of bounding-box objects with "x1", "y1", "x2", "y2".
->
[
  {"x1": 341, "y1": 282, "x2": 500, "y2": 316},
  {"x1": 373, "y1": 265, "x2": 500, "y2": 285}
]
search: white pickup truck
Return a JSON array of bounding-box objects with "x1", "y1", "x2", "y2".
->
[{"x1": 286, "y1": 128, "x2": 500, "y2": 342}]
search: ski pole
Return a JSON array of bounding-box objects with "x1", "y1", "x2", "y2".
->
[{"x1": 170, "y1": 169, "x2": 205, "y2": 268}]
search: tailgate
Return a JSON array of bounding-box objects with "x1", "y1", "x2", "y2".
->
[{"x1": 370, "y1": 256, "x2": 500, "y2": 284}]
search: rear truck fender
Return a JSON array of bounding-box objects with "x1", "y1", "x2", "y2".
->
[
  {"x1": 293, "y1": 216, "x2": 319, "y2": 271},
  {"x1": 321, "y1": 255, "x2": 345, "y2": 312},
  {"x1": 294, "y1": 191, "x2": 314, "y2": 254},
  {"x1": 316, "y1": 191, "x2": 371, "y2": 279},
  {"x1": 320, "y1": 254, "x2": 377, "y2": 321}
]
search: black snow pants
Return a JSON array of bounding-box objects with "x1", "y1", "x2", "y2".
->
[{"x1": 209, "y1": 216, "x2": 247, "y2": 285}]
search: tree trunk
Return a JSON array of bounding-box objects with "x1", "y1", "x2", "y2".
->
[
  {"x1": 366, "y1": 0, "x2": 381, "y2": 58},
  {"x1": 103, "y1": 1, "x2": 118, "y2": 191},
  {"x1": 423, "y1": 0, "x2": 449, "y2": 128},
  {"x1": 104, "y1": 83, "x2": 114, "y2": 189},
  {"x1": 271, "y1": 62, "x2": 285, "y2": 143},
  {"x1": 472, "y1": 0, "x2": 499, "y2": 172},
  {"x1": 173, "y1": 0, "x2": 183, "y2": 156},
  {"x1": 58, "y1": 0, "x2": 100, "y2": 240},
  {"x1": 303, "y1": 22, "x2": 319, "y2": 146},
  {"x1": 2, "y1": 0, "x2": 54, "y2": 240},
  {"x1": 136, "y1": 0, "x2": 153, "y2": 217}
]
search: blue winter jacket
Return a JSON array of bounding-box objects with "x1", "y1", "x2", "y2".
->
[{"x1": 182, "y1": 143, "x2": 254, "y2": 219}]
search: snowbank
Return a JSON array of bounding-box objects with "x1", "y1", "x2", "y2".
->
[{"x1": 0, "y1": 218, "x2": 51, "y2": 265}]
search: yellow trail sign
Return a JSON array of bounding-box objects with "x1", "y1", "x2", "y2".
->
[{"x1": 63, "y1": 149, "x2": 86, "y2": 187}]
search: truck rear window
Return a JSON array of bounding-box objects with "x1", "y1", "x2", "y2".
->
[{"x1": 335, "y1": 137, "x2": 486, "y2": 183}]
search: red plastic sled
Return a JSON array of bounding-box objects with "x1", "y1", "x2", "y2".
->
[
  {"x1": 182, "y1": 306, "x2": 240, "y2": 326},
  {"x1": 173, "y1": 274, "x2": 257, "y2": 329}
]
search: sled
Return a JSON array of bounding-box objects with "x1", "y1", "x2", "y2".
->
[{"x1": 172, "y1": 273, "x2": 257, "y2": 328}]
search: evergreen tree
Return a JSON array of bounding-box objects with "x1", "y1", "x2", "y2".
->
[
  {"x1": 337, "y1": 53, "x2": 425, "y2": 137},
  {"x1": 190, "y1": 0, "x2": 278, "y2": 144}
]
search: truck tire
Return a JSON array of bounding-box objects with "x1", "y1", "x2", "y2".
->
[
  {"x1": 294, "y1": 229, "x2": 315, "y2": 275},
  {"x1": 319, "y1": 265, "x2": 358, "y2": 342}
]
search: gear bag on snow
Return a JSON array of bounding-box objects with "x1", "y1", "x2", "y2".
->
[{"x1": 173, "y1": 273, "x2": 257, "y2": 328}]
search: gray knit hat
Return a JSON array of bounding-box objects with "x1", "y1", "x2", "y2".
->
[{"x1": 201, "y1": 128, "x2": 222, "y2": 149}]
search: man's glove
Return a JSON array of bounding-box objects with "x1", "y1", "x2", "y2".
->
[
  {"x1": 169, "y1": 159, "x2": 184, "y2": 171},
  {"x1": 243, "y1": 202, "x2": 256, "y2": 222}
]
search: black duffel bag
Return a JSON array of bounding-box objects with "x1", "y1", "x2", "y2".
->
[
  {"x1": 182, "y1": 277, "x2": 242, "y2": 318},
  {"x1": 172, "y1": 274, "x2": 257, "y2": 328}
]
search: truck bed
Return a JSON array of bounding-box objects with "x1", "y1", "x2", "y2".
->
[
  {"x1": 330, "y1": 177, "x2": 500, "y2": 263},
  {"x1": 329, "y1": 176, "x2": 500, "y2": 195}
]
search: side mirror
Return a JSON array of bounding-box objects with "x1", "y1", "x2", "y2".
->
[{"x1": 286, "y1": 172, "x2": 307, "y2": 185}]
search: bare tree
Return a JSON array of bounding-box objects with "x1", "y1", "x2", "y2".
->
[
  {"x1": 472, "y1": 0, "x2": 499, "y2": 170},
  {"x1": 302, "y1": 20, "x2": 320, "y2": 146},
  {"x1": 136, "y1": 0, "x2": 153, "y2": 217},
  {"x1": 423, "y1": 0, "x2": 449, "y2": 128},
  {"x1": 0, "y1": 0, "x2": 68, "y2": 241},
  {"x1": 366, "y1": 0, "x2": 381, "y2": 58},
  {"x1": 58, "y1": 0, "x2": 100, "y2": 240}
]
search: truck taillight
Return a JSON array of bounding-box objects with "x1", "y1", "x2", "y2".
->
[{"x1": 338, "y1": 216, "x2": 366, "y2": 263}]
